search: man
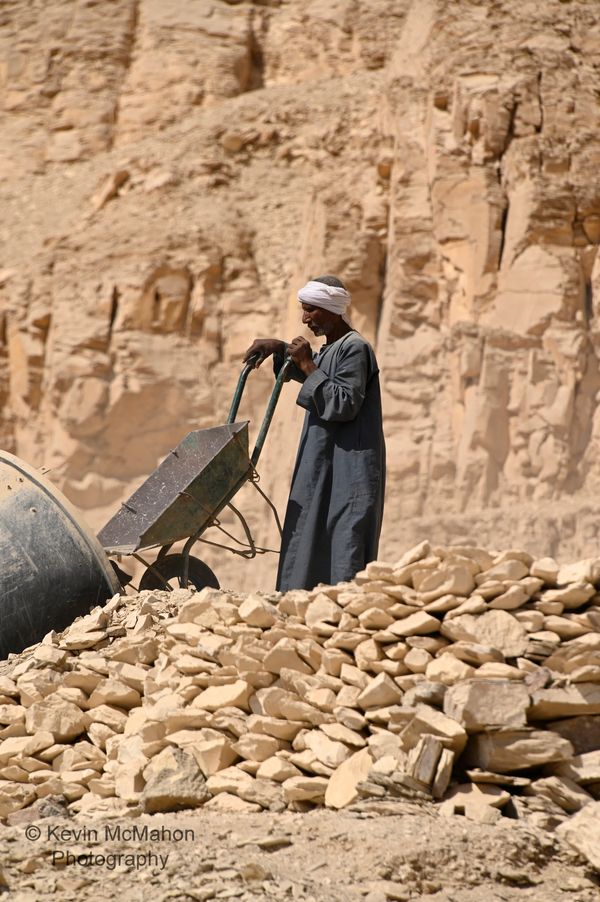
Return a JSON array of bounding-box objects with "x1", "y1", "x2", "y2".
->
[{"x1": 243, "y1": 275, "x2": 386, "y2": 592}]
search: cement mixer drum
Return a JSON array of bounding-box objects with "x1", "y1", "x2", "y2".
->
[{"x1": 0, "y1": 451, "x2": 121, "y2": 658}]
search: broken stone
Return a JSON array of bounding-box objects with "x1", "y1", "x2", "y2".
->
[
  {"x1": 0, "y1": 781, "x2": 37, "y2": 817},
  {"x1": 246, "y1": 715, "x2": 303, "y2": 741},
  {"x1": 288, "y1": 750, "x2": 333, "y2": 777},
  {"x1": 547, "y1": 750, "x2": 600, "y2": 785},
  {"x1": 193, "y1": 680, "x2": 252, "y2": 712},
  {"x1": 488, "y1": 585, "x2": 529, "y2": 610},
  {"x1": 354, "y1": 638, "x2": 384, "y2": 670},
  {"x1": 432, "y1": 748, "x2": 454, "y2": 800},
  {"x1": 141, "y1": 747, "x2": 210, "y2": 813},
  {"x1": 325, "y1": 748, "x2": 373, "y2": 809},
  {"x1": 439, "y1": 782, "x2": 510, "y2": 821},
  {"x1": 544, "y1": 615, "x2": 590, "y2": 640},
  {"x1": 425, "y1": 655, "x2": 475, "y2": 685},
  {"x1": 529, "y1": 684, "x2": 600, "y2": 719},
  {"x1": 473, "y1": 662, "x2": 524, "y2": 680},
  {"x1": 404, "y1": 647, "x2": 432, "y2": 673},
  {"x1": 398, "y1": 704, "x2": 467, "y2": 754},
  {"x1": 304, "y1": 731, "x2": 351, "y2": 768},
  {"x1": 263, "y1": 640, "x2": 313, "y2": 675},
  {"x1": 319, "y1": 723, "x2": 365, "y2": 749},
  {"x1": 556, "y1": 802, "x2": 600, "y2": 871},
  {"x1": 441, "y1": 641, "x2": 504, "y2": 666},
  {"x1": 548, "y1": 715, "x2": 600, "y2": 755},
  {"x1": 441, "y1": 610, "x2": 528, "y2": 657},
  {"x1": 87, "y1": 678, "x2": 141, "y2": 710},
  {"x1": 443, "y1": 680, "x2": 530, "y2": 732},
  {"x1": 466, "y1": 769, "x2": 531, "y2": 788},
  {"x1": 358, "y1": 608, "x2": 395, "y2": 629},
  {"x1": 340, "y1": 663, "x2": 370, "y2": 689},
  {"x1": 304, "y1": 594, "x2": 342, "y2": 629},
  {"x1": 231, "y1": 734, "x2": 281, "y2": 762},
  {"x1": 304, "y1": 687, "x2": 337, "y2": 711},
  {"x1": 0, "y1": 705, "x2": 25, "y2": 726},
  {"x1": 333, "y1": 707, "x2": 368, "y2": 730},
  {"x1": 557, "y1": 559, "x2": 600, "y2": 586},
  {"x1": 237, "y1": 778, "x2": 285, "y2": 810},
  {"x1": 402, "y1": 682, "x2": 446, "y2": 708},
  {"x1": 514, "y1": 610, "x2": 545, "y2": 632},
  {"x1": 256, "y1": 757, "x2": 301, "y2": 782},
  {"x1": 389, "y1": 612, "x2": 440, "y2": 638},
  {"x1": 415, "y1": 566, "x2": 476, "y2": 601},
  {"x1": 0, "y1": 733, "x2": 54, "y2": 765},
  {"x1": 205, "y1": 766, "x2": 253, "y2": 795},
  {"x1": 530, "y1": 557, "x2": 559, "y2": 583},
  {"x1": 526, "y1": 776, "x2": 593, "y2": 814},
  {"x1": 542, "y1": 583, "x2": 596, "y2": 610},
  {"x1": 466, "y1": 730, "x2": 574, "y2": 772},
  {"x1": 238, "y1": 595, "x2": 279, "y2": 628},
  {"x1": 282, "y1": 776, "x2": 328, "y2": 803},
  {"x1": 406, "y1": 734, "x2": 443, "y2": 787},
  {"x1": 394, "y1": 541, "x2": 431, "y2": 569},
  {"x1": 84, "y1": 704, "x2": 128, "y2": 733},
  {"x1": 357, "y1": 674, "x2": 403, "y2": 709},
  {"x1": 477, "y1": 560, "x2": 529, "y2": 582},
  {"x1": 188, "y1": 736, "x2": 238, "y2": 776}
]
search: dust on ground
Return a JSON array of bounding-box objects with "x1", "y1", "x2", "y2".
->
[{"x1": 1, "y1": 803, "x2": 598, "y2": 902}]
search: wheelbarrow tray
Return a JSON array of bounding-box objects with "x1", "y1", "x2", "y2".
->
[{"x1": 98, "y1": 421, "x2": 251, "y2": 555}]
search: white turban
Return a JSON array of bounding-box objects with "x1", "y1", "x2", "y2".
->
[{"x1": 297, "y1": 280, "x2": 352, "y2": 325}]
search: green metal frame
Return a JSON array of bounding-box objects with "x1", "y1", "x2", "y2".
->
[{"x1": 227, "y1": 355, "x2": 292, "y2": 467}]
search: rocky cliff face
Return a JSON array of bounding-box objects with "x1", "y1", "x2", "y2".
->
[{"x1": 1, "y1": 0, "x2": 600, "y2": 589}]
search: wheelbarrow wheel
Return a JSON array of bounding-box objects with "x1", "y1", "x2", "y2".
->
[{"x1": 139, "y1": 554, "x2": 220, "y2": 591}]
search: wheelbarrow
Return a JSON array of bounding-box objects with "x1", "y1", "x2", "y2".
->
[{"x1": 98, "y1": 355, "x2": 292, "y2": 591}]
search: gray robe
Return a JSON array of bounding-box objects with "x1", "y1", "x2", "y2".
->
[{"x1": 274, "y1": 330, "x2": 386, "y2": 592}]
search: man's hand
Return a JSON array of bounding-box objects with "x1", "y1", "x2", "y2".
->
[
  {"x1": 243, "y1": 338, "x2": 285, "y2": 368},
  {"x1": 288, "y1": 336, "x2": 317, "y2": 376}
]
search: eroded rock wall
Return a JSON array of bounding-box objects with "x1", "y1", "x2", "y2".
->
[{"x1": 1, "y1": 0, "x2": 600, "y2": 589}]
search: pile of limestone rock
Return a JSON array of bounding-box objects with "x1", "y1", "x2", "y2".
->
[{"x1": 0, "y1": 542, "x2": 599, "y2": 868}]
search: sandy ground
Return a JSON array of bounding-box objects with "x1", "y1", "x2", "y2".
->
[{"x1": 1, "y1": 800, "x2": 598, "y2": 902}]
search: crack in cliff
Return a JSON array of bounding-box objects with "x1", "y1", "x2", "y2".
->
[
  {"x1": 497, "y1": 198, "x2": 509, "y2": 272},
  {"x1": 108, "y1": 286, "x2": 119, "y2": 344},
  {"x1": 536, "y1": 70, "x2": 544, "y2": 135},
  {"x1": 375, "y1": 244, "x2": 388, "y2": 344},
  {"x1": 111, "y1": 0, "x2": 140, "y2": 149},
  {"x1": 584, "y1": 278, "x2": 593, "y2": 325},
  {"x1": 248, "y1": 7, "x2": 267, "y2": 92}
]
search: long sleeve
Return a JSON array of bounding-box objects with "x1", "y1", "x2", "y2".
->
[{"x1": 296, "y1": 342, "x2": 370, "y2": 422}]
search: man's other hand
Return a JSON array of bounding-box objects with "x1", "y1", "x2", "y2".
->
[{"x1": 288, "y1": 336, "x2": 316, "y2": 375}]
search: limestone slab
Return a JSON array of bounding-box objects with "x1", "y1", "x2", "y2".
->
[
  {"x1": 466, "y1": 730, "x2": 574, "y2": 772},
  {"x1": 325, "y1": 748, "x2": 373, "y2": 809},
  {"x1": 443, "y1": 679, "x2": 530, "y2": 732},
  {"x1": 556, "y1": 802, "x2": 600, "y2": 871}
]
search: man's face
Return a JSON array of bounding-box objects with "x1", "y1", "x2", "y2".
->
[{"x1": 301, "y1": 303, "x2": 339, "y2": 337}]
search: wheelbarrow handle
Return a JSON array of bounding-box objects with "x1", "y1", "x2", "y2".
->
[
  {"x1": 227, "y1": 354, "x2": 260, "y2": 424},
  {"x1": 251, "y1": 358, "x2": 293, "y2": 467}
]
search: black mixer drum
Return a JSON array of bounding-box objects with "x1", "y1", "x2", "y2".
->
[{"x1": 0, "y1": 451, "x2": 121, "y2": 658}]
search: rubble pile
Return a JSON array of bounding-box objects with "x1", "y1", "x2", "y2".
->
[{"x1": 1, "y1": 542, "x2": 599, "y2": 868}]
